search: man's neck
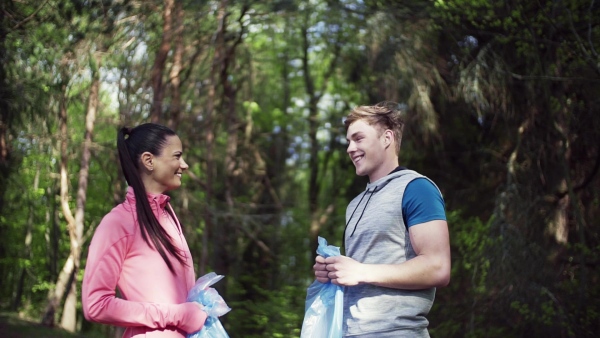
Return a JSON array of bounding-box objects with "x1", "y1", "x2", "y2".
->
[{"x1": 368, "y1": 160, "x2": 400, "y2": 183}]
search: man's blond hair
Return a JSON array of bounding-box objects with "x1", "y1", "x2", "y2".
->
[{"x1": 344, "y1": 101, "x2": 405, "y2": 154}]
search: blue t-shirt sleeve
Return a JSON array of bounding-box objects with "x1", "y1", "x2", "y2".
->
[{"x1": 402, "y1": 178, "x2": 446, "y2": 227}]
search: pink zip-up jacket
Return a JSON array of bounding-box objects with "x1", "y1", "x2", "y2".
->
[{"x1": 82, "y1": 187, "x2": 207, "y2": 337}]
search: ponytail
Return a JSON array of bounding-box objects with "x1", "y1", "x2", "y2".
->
[{"x1": 117, "y1": 124, "x2": 187, "y2": 273}]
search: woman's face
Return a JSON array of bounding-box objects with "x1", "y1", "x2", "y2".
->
[{"x1": 146, "y1": 135, "x2": 189, "y2": 193}]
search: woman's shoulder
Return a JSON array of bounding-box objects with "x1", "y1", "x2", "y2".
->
[
  {"x1": 86, "y1": 203, "x2": 138, "y2": 269},
  {"x1": 95, "y1": 202, "x2": 138, "y2": 239}
]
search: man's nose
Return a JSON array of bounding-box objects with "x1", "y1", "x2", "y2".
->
[{"x1": 347, "y1": 141, "x2": 356, "y2": 153}]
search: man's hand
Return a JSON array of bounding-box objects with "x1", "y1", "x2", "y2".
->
[
  {"x1": 313, "y1": 255, "x2": 330, "y2": 283},
  {"x1": 324, "y1": 255, "x2": 365, "y2": 286}
]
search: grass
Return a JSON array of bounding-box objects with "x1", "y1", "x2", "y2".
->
[{"x1": 0, "y1": 312, "x2": 108, "y2": 338}]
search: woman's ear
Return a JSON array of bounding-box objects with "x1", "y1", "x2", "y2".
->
[{"x1": 140, "y1": 152, "x2": 154, "y2": 172}]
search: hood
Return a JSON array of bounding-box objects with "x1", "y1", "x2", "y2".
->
[
  {"x1": 344, "y1": 166, "x2": 410, "y2": 239},
  {"x1": 364, "y1": 166, "x2": 408, "y2": 192},
  {"x1": 344, "y1": 167, "x2": 411, "y2": 239}
]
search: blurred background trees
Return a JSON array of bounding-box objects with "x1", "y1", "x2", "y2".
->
[{"x1": 0, "y1": 0, "x2": 598, "y2": 337}]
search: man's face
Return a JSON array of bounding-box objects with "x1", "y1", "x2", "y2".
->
[{"x1": 346, "y1": 120, "x2": 388, "y2": 181}]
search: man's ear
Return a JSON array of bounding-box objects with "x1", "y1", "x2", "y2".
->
[
  {"x1": 383, "y1": 129, "x2": 394, "y2": 148},
  {"x1": 140, "y1": 152, "x2": 154, "y2": 172}
]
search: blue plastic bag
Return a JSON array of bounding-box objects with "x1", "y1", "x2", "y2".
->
[
  {"x1": 300, "y1": 237, "x2": 344, "y2": 338},
  {"x1": 187, "y1": 272, "x2": 231, "y2": 338}
]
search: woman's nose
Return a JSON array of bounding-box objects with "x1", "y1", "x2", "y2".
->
[{"x1": 180, "y1": 158, "x2": 189, "y2": 170}]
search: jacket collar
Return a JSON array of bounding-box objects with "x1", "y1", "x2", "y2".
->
[{"x1": 125, "y1": 186, "x2": 170, "y2": 212}]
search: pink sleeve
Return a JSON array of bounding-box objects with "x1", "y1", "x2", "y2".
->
[{"x1": 81, "y1": 215, "x2": 207, "y2": 333}]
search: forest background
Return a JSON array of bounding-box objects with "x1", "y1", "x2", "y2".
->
[{"x1": 1, "y1": 0, "x2": 599, "y2": 337}]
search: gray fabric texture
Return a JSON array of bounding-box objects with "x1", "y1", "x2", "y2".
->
[{"x1": 343, "y1": 169, "x2": 438, "y2": 337}]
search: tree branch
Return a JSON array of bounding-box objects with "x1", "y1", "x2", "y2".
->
[{"x1": 13, "y1": 0, "x2": 50, "y2": 30}]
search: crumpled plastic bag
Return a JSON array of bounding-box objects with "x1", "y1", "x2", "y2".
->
[
  {"x1": 300, "y1": 237, "x2": 344, "y2": 338},
  {"x1": 187, "y1": 272, "x2": 231, "y2": 338}
]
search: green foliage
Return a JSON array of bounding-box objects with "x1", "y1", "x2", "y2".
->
[
  {"x1": 450, "y1": 211, "x2": 492, "y2": 293},
  {"x1": 227, "y1": 280, "x2": 304, "y2": 337},
  {"x1": 430, "y1": 211, "x2": 503, "y2": 337},
  {"x1": 1, "y1": 0, "x2": 599, "y2": 336}
]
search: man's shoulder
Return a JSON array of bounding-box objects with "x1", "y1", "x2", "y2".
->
[{"x1": 383, "y1": 169, "x2": 426, "y2": 188}]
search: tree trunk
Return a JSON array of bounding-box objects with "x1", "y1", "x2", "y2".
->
[
  {"x1": 41, "y1": 72, "x2": 74, "y2": 327},
  {"x1": 12, "y1": 161, "x2": 39, "y2": 310},
  {"x1": 223, "y1": 19, "x2": 237, "y2": 212},
  {"x1": 59, "y1": 54, "x2": 100, "y2": 331},
  {"x1": 0, "y1": 8, "x2": 12, "y2": 285},
  {"x1": 48, "y1": 175, "x2": 60, "y2": 279},
  {"x1": 150, "y1": 0, "x2": 175, "y2": 123},
  {"x1": 167, "y1": 0, "x2": 183, "y2": 130},
  {"x1": 60, "y1": 273, "x2": 78, "y2": 331},
  {"x1": 200, "y1": 0, "x2": 227, "y2": 275},
  {"x1": 220, "y1": 2, "x2": 248, "y2": 282},
  {"x1": 300, "y1": 20, "x2": 320, "y2": 257},
  {"x1": 42, "y1": 55, "x2": 100, "y2": 330},
  {"x1": 300, "y1": 11, "x2": 342, "y2": 256},
  {"x1": 42, "y1": 253, "x2": 75, "y2": 326},
  {"x1": 199, "y1": 0, "x2": 227, "y2": 276}
]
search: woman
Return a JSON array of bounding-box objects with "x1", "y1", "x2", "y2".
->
[{"x1": 82, "y1": 123, "x2": 207, "y2": 337}]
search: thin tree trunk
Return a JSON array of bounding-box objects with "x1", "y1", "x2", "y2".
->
[
  {"x1": 300, "y1": 21, "x2": 320, "y2": 257},
  {"x1": 0, "y1": 11, "x2": 9, "y2": 166},
  {"x1": 41, "y1": 72, "x2": 74, "y2": 327},
  {"x1": 300, "y1": 12, "x2": 342, "y2": 255},
  {"x1": 220, "y1": 3, "x2": 248, "y2": 282},
  {"x1": 0, "y1": 9, "x2": 12, "y2": 285},
  {"x1": 167, "y1": 0, "x2": 183, "y2": 130},
  {"x1": 199, "y1": 0, "x2": 227, "y2": 276},
  {"x1": 59, "y1": 54, "x2": 100, "y2": 331},
  {"x1": 221, "y1": 3, "x2": 247, "y2": 190},
  {"x1": 223, "y1": 24, "x2": 237, "y2": 212},
  {"x1": 12, "y1": 160, "x2": 39, "y2": 310},
  {"x1": 42, "y1": 253, "x2": 75, "y2": 326},
  {"x1": 151, "y1": 0, "x2": 175, "y2": 123},
  {"x1": 49, "y1": 173, "x2": 60, "y2": 279},
  {"x1": 42, "y1": 55, "x2": 100, "y2": 329},
  {"x1": 60, "y1": 273, "x2": 78, "y2": 332}
]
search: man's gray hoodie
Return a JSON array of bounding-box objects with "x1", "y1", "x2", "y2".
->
[{"x1": 343, "y1": 169, "x2": 439, "y2": 338}]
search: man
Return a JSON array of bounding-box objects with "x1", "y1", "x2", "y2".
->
[{"x1": 313, "y1": 102, "x2": 451, "y2": 337}]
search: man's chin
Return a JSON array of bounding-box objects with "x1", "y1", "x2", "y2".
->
[{"x1": 354, "y1": 168, "x2": 368, "y2": 177}]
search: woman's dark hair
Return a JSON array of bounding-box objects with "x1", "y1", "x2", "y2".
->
[{"x1": 117, "y1": 123, "x2": 186, "y2": 273}]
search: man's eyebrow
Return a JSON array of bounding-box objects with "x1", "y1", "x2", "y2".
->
[{"x1": 347, "y1": 131, "x2": 362, "y2": 140}]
